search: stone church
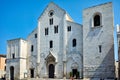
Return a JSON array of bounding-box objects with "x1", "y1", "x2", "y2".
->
[{"x1": 6, "y1": 2, "x2": 115, "y2": 80}]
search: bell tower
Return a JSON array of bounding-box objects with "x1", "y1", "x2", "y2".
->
[{"x1": 83, "y1": 2, "x2": 115, "y2": 79}]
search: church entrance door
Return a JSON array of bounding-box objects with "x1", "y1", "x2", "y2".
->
[
  {"x1": 72, "y1": 69, "x2": 77, "y2": 79},
  {"x1": 49, "y1": 64, "x2": 54, "y2": 78},
  {"x1": 10, "y1": 66, "x2": 14, "y2": 80}
]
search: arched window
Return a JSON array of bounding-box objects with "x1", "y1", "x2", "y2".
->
[
  {"x1": 93, "y1": 12, "x2": 102, "y2": 27},
  {"x1": 73, "y1": 39, "x2": 76, "y2": 47},
  {"x1": 94, "y1": 15, "x2": 100, "y2": 26},
  {"x1": 50, "y1": 40, "x2": 53, "y2": 48}
]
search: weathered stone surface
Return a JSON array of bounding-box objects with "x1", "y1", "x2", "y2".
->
[
  {"x1": 6, "y1": 2, "x2": 115, "y2": 80},
  {"x1": 83, "y1": 2, "x2": 115, "y2": 79},
  {"x1": 6, "y1": 39, "x2": 27, "y2": 80}
]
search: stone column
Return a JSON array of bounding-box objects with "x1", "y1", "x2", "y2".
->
[
  {"x1": 44, "y1": 63, "x2": 48, "y2": 78},
  {"x1": 63, "y1": 61, "x2": 66, "y2": 78},
  {"x1": 54, "y1": 63, "x2": 58, "y2": 78}
]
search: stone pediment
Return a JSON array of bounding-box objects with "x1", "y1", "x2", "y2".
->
[
  {"x1": 45, "y1": 51, "x2": 56, "y2": 63},
  {"x1": 38, "y1": 2, "x2": 66, "y2": 21}
]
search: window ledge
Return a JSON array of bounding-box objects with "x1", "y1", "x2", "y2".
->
[{"x1": 91, "y1": 25, "x2": 103, "y2": 29}]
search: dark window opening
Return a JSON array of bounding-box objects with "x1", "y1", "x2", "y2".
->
[
  {"x1": 73, "y1": 39, "x2": 76, "y2": 47},
  {"x1": 68, "y1": 26, "x2": 71, "y2": 31},
  {"x1": 31, "y1": 45, "x2": 34, "y2": 52},
  {"x1": 5, "y1": 59, "x2": 6, "y2": 63},
  {"x1": 45, "y1": 28, "x2": 49, "y2": 35},
  {"x1": 50, "y1": 12, "x2": 53, "y2": 16},
  {"x1": 4, "y1": 66, "x2": 6, "y2": 71},
  {"x1": 50, "y1": 12, "x2": 54, "y2": 16},
  {"x1": 99, "y1": 45, "x2": 102, "y2": 53},
  {"x1": 12, "y1": 54, "x2": 15, "y2": 59},
  {"x1": 94, "y1": 15, "x2": 100, "y2": 26},
  {"x1": 49, "y1": 10, "x2": 54, "y2": 17},
  {"x1": 119, "y1": 41, "x2": 120, "y2": 48},
  {"x1": 54, "y1": 25, "x2": 58, "y2": 33},
  {"x1": 30, "y1": 69, "x2": 34, "y2": 78},
  {"x1": 50, "y1": 18, "x2": 53, "y2": 25},
  {"x1": 35, "y1": 33, "x2": 37, "y2": 38},
  {"x1": 50, "y1": 41, "x2": 53, "y2": 48}
]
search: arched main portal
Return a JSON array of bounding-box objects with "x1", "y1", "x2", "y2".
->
[
  {"x1": 71, "y1": 63, "x2": 79, "y2": 79},
  {"x1": 49, "y1": 64, "x2": 55, "y2": 78},
  {"x1": 10, "y1": 66, "x2": 14, "y2": 80},
  {"x1": 45, "y1": 52, "x2": 56, "y2": 78}
]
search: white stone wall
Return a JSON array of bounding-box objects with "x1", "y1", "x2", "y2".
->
[
  {"x1": 19, "y1": 39, "x2": 27, "y2": 79},
  {"x1": 83, "y1": 2, "x2": 115, "y2": 79},
  {"x1": 7, "y1": 39, "x2": 20, "y2": 59},
  {"x1": 6, "y1": 39, "x2": 27, "y2": 80},
  {"x1": 36, "y1": 2, "x2": 83, "y2": 78},
  {"x1": 6, "y1": 59, "x2": 20, "y2": 80},
  {"x1": 27, "y1": 28, "x2": 38, "y2": 77},
  {"x1": 66, "y1": 21, "x2": 83, "y2": 54},
  {"x1": 0, "y1": 70, "x2": 5, "y2": 78},
  {"x1": 6, "y1": 2, "x2": 116, "y2": 80},
  {"x1": 66, "y1": 21, "x2": 83, "y2": 78},
  {"x1": 38, "y1": 3, "x2": 66, "y2": 78}
]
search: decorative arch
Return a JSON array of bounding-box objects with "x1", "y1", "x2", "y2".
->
[
  {"x1": 45, "y1": 52, "x2": 56, "y2": 63},
  {"x1": 71, "y1": 62, "x2": 79, "y2": 79},
  {"x1": 45, "y1": 52, "x2": 56, "y2": 78},
  {"x1": 92, "y1": 12, "x2": 102, "y2": 27},
  {"x1": 71, "y1": 62, "x2": 78, "y2": 69}
]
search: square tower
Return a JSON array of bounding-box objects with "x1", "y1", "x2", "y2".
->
[
  {"x1": 83, "y1": 2, "x2": 115, "y2": 79},
  {"x1": 6, "y1": 38, "x2": 27, "y2": 80}
]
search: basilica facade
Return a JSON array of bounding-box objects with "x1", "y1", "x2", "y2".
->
[{"x1": 6, "y1": 2, "x2": 115, "y2": 80}]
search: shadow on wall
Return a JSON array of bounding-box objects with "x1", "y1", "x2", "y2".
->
[{"x1": 87, "y1": 44, "x2": 115, "y2": 80}]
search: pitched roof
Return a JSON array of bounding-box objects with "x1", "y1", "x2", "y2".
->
[
  {"x1": 38, "y1": 2, "x2": 73, "y2": 21},
  {"x1": 0, "y1": 54, "x2": 6, "y2": 57}
]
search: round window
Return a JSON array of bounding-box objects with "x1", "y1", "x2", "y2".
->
[{"x1": 49, "y1": 10, "x2": 54, "y2": 17}]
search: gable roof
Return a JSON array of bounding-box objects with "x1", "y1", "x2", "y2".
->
[
  {"x1": 38, "y1": 2, "x2": 73, "y2": 21},
  {"x1": 45, "y1": 51, "x2": 56, "y2": 60},
  {"x1": 0, "y1": 54, "x2": 6, "y2": 57}
]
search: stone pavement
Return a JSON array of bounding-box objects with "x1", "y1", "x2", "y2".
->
[{"x1": 21, "y1": 78, "x2": 114, "y2": 80}]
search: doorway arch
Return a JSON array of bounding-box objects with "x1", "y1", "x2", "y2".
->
[
  {"x1": 45, "y1": 52, "x2": 56, "y2": 78},
  {"x1": 49, "y1": 64, "x2": 55, "y2": 78},
  {"x1": 10, "y1": 66, "x2": 14, "y2": 80}
]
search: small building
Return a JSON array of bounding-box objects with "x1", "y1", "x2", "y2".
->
[{"x1": 0, "y1": 54, "x2": 6, "y2": 79}]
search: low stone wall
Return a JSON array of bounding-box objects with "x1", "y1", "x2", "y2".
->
[{"x1": 0, "y1": 70, "x2": 5, "y2": 78}]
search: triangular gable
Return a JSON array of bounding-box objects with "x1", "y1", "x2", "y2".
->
[
  {"x1": 38, "y1": 2, "x2": 73, "y2": 21},
  {"x1": 45, "y1": 51, "x2": 56, "y2": 61},
  {"x1": 38, "y1": 2, "x2": 65, "y2": 20}
]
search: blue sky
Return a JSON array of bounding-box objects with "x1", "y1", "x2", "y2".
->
[{"x1": 0, "y1": 0, "x2": 120, "y2": 60}]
